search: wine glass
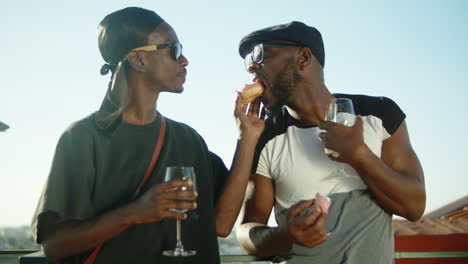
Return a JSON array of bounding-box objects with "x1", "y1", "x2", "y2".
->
[
  {"x1": 162, "y1": 166, "x2": 197, "y2": 257},
  {"x1": 324, "y1": 98, "x2": 356, "y2": 157}
]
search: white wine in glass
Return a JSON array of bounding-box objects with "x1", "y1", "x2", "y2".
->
[
  {"x1": 162, "y1": 166, "x2": 197, "y2": 257},
  {"x1": 324, "y1": 98, "x2": 356, "y2": 157}
]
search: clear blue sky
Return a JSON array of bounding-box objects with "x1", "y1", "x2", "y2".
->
[{"x1": 1, "y1": 0, "x2": 467, "y2": 226}]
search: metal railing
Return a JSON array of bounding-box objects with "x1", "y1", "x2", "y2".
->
[{"x1": 1, "y1": 250, "x2": 468, "y2": 263}]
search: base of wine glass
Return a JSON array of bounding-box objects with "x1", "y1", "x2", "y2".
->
[{"x1": 162, "y1": 249, "x2": 196, "y2": 257}]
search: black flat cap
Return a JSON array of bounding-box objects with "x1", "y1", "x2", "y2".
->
[{"x1": 239, "y1": 21, "x2": 325, "y2": 67}]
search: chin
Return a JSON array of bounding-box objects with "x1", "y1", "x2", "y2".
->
[{"x1": 170, "y1": 86, "x2": 184, "y2": 94}]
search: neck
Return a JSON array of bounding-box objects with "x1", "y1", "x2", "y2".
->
[
  {"x1": 287, "y1": 71, "x2": 334, "y2": 126},
  {"x1": 122, "y1": 72, "x2": 159, "y2": 125}
]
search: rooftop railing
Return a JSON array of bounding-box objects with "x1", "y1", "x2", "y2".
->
[{"x1": 1, "y1": 250, "x2": 468, "y2": 263}]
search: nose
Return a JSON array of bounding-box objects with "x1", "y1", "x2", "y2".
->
[
  {"x1": 247, "y1": 62, "x2": 260, "y2": 73},
  {"x1": 179, "y1": 54, "x2": 189, "y2": 67}
]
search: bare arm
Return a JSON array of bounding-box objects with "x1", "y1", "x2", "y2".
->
[
  {"x1": 353, "y1": 121, "x2": 425, "y2": 221},
  {"x1": 320, "y1": 118, "x2": 426, "y2": 221},
  {"x1": 40, "y1": 180, "x2": 197, "y2": 261},
  {"x1": 214, "y1": 94, "x2": 265, "y2": 237},
  {"x1": 236, "y1": 174, "x2": 327, "y2": 257}
]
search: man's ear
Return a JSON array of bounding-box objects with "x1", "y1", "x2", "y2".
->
[
  {"x1": 126, "y1": 51, "x2": 146, "y2": 72},
  {"x1": 297, "y1": 47, "x2": 312, "y2": 70}
]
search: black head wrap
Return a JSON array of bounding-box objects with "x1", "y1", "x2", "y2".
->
[
  {"x1": 95, "y1": 7, "x2": 165, "y2": 131},
  {"x1": 97, "y1": 7, "x2": 164, "y2": 69}
]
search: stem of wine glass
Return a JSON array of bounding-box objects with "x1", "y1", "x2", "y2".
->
[
  {"x1": 175, "y1": 219, "x2": 185, "y2": 253},
  {"x1": 176, "y1": 219, "x2": 181, "y2": 242}
]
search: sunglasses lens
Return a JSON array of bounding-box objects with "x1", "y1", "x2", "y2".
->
[
  {"x1": 252, "y1": 44, "x2": 263, "y2": 63},
  {"x1": 172, "y1": 43, "x2": 182, "y2": 60},
  {"x1": 244, "y1": 52, "x2": 254, "y2": 70},
  {"x1": 244, "y1": 44, "x2": 264, "y2": 71}
]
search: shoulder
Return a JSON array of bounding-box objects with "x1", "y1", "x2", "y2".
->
[
  {"x1": 165, "y1": 116, "x2": 200, "y2": 135},
  {"x1": 334, "y1": 94, "x2": 406, "y2": 135},
  {"x1": 164, "y1": 116, "x2": 207, "y2": 144},
  {"x1": 260, "y1": 108, "x2": 293, "y2": 147},
  {"x1": 57, "y1": 113, "x2": 100, "y2": 148}
]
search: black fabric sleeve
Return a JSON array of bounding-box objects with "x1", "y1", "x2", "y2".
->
[
  {"x1": 209, "y1": 152, "x2": 229, "y2": 203},
  {"x1": 31, "y1": 122, "x2": 96, "y2": 243},
  {"x1": 335, "y1": 94, "x2": 406, "y2": 136},
  {"x1": 380, "y1": 96, "x2": 406, "y2": 135}
]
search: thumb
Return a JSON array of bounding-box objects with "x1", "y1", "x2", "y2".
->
[
  {"x1": 353, "y1": 115, "x2": 363, "y2": 128},
  {"x1": 288, "y1": 200, "x2": 315, "y2": 220}
]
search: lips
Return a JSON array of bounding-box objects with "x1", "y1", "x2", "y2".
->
[
  {"x1": 177, "y1": 69, "x2": 187, "y2": 78},
  {"x1": 253, "y1": 77, "x2": 266, "y2": 90}
]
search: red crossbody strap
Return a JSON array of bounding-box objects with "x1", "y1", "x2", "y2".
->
[
  {"x1": 133, "y1": 115, "x2": 166, "y2": 199},
  {"x1": 84, "y1": 115, "x2": 166, "y2": 264}
]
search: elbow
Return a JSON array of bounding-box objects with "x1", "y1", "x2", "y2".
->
[
  {"x1": 216, "y1": 225, "x2": 232, "y2": 238},
  {"x1": 405, "y1": 211, "x2": 423, "y2": 222},
  {"x1": 235, "y1": 223, "x2": 270, "y2": 257},
  {"x1": 405, "y1": 204, "x2": 425, "y2": 222},
  {"x1": 403, "y1": 192, "x2": 426, "y2": 222}
]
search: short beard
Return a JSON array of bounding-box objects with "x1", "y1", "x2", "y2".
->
[{"x1": 266, "y1": 58, "x2": 302, "y2": 115}]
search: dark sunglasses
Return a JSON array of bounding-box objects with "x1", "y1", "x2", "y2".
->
[
  {"x1": 244, "y1": 43, "x2": 302, "y2": 71},
  {"x1": 132, "y1": 42, "x2": 183, "y2": 61}
]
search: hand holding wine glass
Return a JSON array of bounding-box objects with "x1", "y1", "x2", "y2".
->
[
  {"x1": 322, "y1": 98, "x2": 356, "y2": 158},
  {"x1": 163, "y1": 166, "x2": 197, "y2": 257}
]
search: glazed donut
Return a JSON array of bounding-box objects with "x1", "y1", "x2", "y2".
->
[{"x1": 240, "y1": 83, "x2": 264, "y2": 104}]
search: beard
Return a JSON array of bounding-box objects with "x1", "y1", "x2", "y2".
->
[{"x1": 265, "y1": 58, "x2": 302, "y2": 116}]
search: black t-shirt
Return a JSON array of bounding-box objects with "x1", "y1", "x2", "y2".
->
[{"x1": 31, "y1": 113, "x2": 229, "y2": 264}]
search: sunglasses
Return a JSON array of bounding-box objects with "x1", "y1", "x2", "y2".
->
[
  {"x1": 244, "y1": 43, "x2": 302, "y2": 71},
  {"x1": 132, "y1": 42, "x2": 183, "y2": 61}
]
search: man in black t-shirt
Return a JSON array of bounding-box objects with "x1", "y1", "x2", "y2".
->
[
  {"x1": 235, "y1": 22, "x2": 425, "y2": 263},
  {"x1": 31, "y1": 7, "x2": 265, "y2": 264}
]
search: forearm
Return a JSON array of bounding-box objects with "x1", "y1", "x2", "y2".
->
[
  {"x1": 236, "y1": 222, "x2": 293, "y2": 257},
  {"x1": 351, "y1": 146, "x2": 425, "y2": 221},
  {"x1": 215, "y1": 136, "x2": 258, "y2": 237},
  {"x1": 42, "y1": 203, "x2": 137, "y2": 261}
]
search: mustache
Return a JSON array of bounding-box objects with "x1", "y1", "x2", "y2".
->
[{"x1": 177, "y1": 69, "x2": 187, "y2": 77}]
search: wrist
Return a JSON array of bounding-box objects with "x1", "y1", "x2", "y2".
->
[
  {"x1": 120, "y1": 202, "x2": 138, "y2": 226},
  {"x1": 349, "y1": 143, "x2": 372, "y2": 168},
  {"x1": 238, "y1": 131, "x2": 261, "y2": 143},
  {"x1": 278, "y1": 224, "x2": 295, "y2": 246}
]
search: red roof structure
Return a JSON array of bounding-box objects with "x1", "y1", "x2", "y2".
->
[{"x1": 393, "y1": 195, "x2": 468, "y2": 264}]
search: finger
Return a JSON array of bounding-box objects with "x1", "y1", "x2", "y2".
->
[
  {"x1": 155, "y1": 179, "x2": 193, "y2": 192},
  {"x1": 248, "y1": 102, "x2": 255, "y2": 116},
  {"x1": 298, "y1": 208, "x2": 321, "y2": 228},
  {"x1": 165, "y1": 199, "x2": 198, "y2": 211},
  {"x1": 234, "y1": 91, "x2": 243, "y2": 116},
  {"x1": 251, "y1": 97, "x2": 262, "y2": 118},
  {"x1": 318, "y1": 120, "x2": 333, "y2": 130},
  {"x1": 162, "y1": 189, "x2": 198, "y2": 201},
  {"x1": 304, "y1": 232, "x2": 328, "y2": 247},
  {"x1": 163, "y1": 210, "x2": 188, "y2": 220},
  {"x1": 353, "y1": 115, "x2": 363, "y2": 128},
  {"x1": 288, "y1": 200, "x2": 315, "y2": 219},
  {"x1": 314, "y1": 211, "x2": 328, "y2": 226}
]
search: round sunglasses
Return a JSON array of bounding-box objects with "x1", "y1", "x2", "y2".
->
[{"x1": 244, "y1": 42, "x2": 302, "y2": 71}]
